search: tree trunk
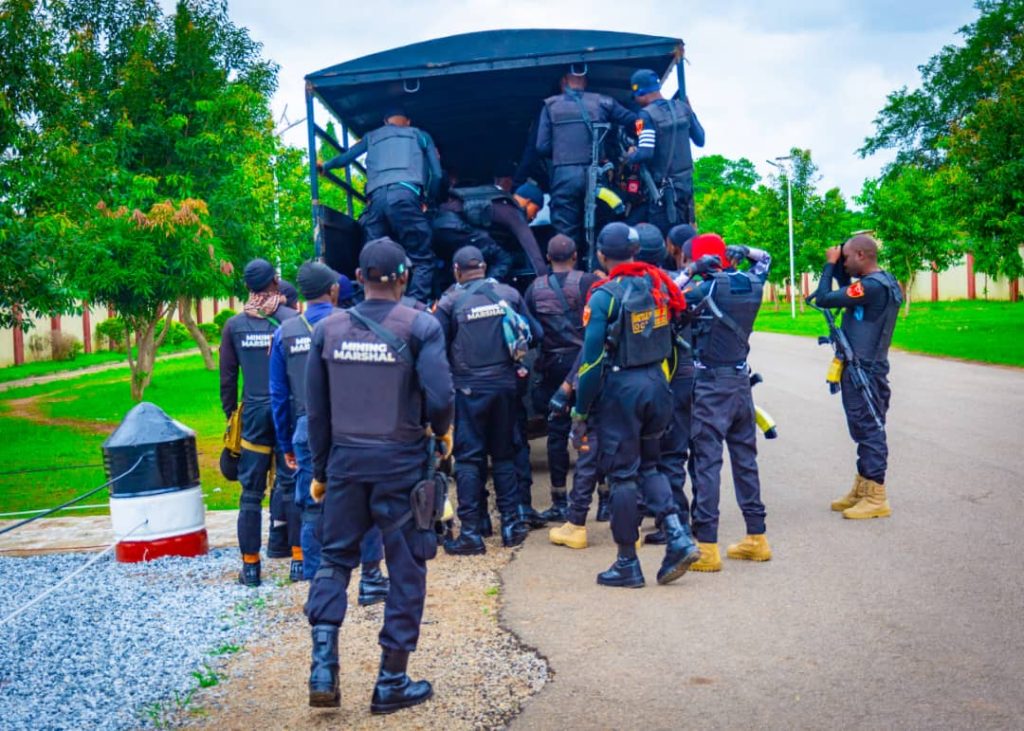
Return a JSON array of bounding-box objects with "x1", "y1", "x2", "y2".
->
[
  {"x1": 179, "y1": 295, "x2": 214, "y2": 370},
  {"x1": 903, "y1": 272, "x2": 914, "y2": 317},
  {"x1": 127, "y1": 304, "x2": 177, "y2": 401}
]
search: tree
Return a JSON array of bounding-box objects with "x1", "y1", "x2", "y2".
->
[{"x1": 858, "y1": 166, "x2": 961, "y2": 314}]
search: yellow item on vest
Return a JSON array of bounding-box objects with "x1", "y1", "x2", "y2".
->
[
  {"x1": 826, "y1": 357, "x2": 844, "y2": 385},
  {"x1": 224, "y1": 405, "x2": 243, "y2": 457}
]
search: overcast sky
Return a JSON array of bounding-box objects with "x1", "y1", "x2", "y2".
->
[{"x1": 175, "y1": 0, "x2": 979, "y2": 200}]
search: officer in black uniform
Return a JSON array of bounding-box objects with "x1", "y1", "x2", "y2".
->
[
  {"x1": 434, "y1": 246, "x2": 541, "y2": 555},
  {"x1": 304, "y1": 238, "x2": 453, "y2": 712},
  {"x1": 813, "y1": 234, "x2": 902, "y2": 519},
  {"x1": 683, "y1": 234, "x2": 772, "y2": 572},
  {"x1": 626, "y1": 69, "x2": 705, "y2": 233},
  {"x1": 219, "y1": 259, "x2": 298, "y2": 586},
  {"x1": 320, "y1": 106, "x2": 442, "y2": 303},
  {"x1": 524, "y1": 234, "x2": 600, "y2": 521},
  {"x1": 574, "y1": 223, "x2": 699, "y2": 587},
  {"x1": 535, "y1": 68, "x2": 636, "y2": 253}
]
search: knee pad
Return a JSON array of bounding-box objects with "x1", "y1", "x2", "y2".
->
[{"x1": 239, "y1": 489, "x2": 264, "y2": 512}]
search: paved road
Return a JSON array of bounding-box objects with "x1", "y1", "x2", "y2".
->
[{"x1": 503, "y1": 332, "x2": 1024, "y2": 730}]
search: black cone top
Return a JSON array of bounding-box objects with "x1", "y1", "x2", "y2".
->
[{"x1": 103, "y1": 402, "x2": 200, "y2": 497}]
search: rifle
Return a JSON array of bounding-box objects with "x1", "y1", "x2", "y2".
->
[
  {"x1": 584, "y1": 122, "x2": 613, "y2": 271},
  {"x1": 806, "y1": 294, "x2": 885, "y2": 431}
]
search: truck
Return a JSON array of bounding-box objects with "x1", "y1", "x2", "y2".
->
[{"x1": 302, "y1": 28, "x2": 688, "y2": 284}]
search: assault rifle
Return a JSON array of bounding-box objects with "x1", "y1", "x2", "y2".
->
[
  {"x1": 584, "y1": 122, "x2": 614, "y2": 271},
  {"x1": 806, "y1": 294, "x2": 885, "y2": 431}
]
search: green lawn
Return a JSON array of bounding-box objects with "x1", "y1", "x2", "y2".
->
[
  {"x1": 0, "y1": 355, "x2": 239, "y2": 517},
  {"x1": 755, "y1": 300, "x2": 1024, "y2": 367},
  {"x1": 0, "y1": 341, "x2": 200, "y2": 384}
]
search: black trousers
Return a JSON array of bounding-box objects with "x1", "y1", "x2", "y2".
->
[
  {"x1": 532, "y1": 351, "x2": 577, "y2": 489},
  {"x1": 661, "y1": 369, "x2": 695, "y2": 522},
  {"x1": 549, "y1": 164, "x2": 588, "y2": 252},
  {"x1": 453, "y1": 386, "x2": 519, "y2": 526},
  {"x1": 361, "y1": 185, "x2": 434, "y2": 303},
  {"x1": 236, "y1": 401, "x2": 296, "y2": 555},
  {"x1": 841, "y1": 363, "x2": 892, "y2": 483}
]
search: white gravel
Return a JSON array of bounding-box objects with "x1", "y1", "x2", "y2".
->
[{"x1": 0, "y1": 548, "x2": 281, "y2": 730}]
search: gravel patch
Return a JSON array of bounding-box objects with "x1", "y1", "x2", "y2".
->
[{"x1": 0, "y1": 548, "x2": 286, "y2": 731}]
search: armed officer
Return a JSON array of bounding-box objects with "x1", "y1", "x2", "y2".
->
[
  {"x1": 269, "y1": 262, "x2": 390, "y2": 607},
  {"x1": 320, "y1": 106, "x2": 442, "y2": 303},
  {"x1": 220, "y1": 259, "x2": 298, "y2": 587},
  {"x1": 524, "y1": 234, "x2": 600, "y2": 522},
  {"x1": 683, "y1": 234, "x2": 772, "y2": 572},
  {"x1": 535, "y1": 68, "x2": 636, "y2": 255},
  {"x1": 304, "y1": 238, "x2": 453, "y2": 713},
  {"x1": 626, "y1": 69, "x2": 705, "y2": 233},
  {"x1": 574, "y1": 222, "x2": 699, "y2": 588},
  {"x1": 813, "y1": 234, "x2": 902, "y2": 519},
  {"x1": 434, "y1": 246, "x2": 541, "y2": 555}
]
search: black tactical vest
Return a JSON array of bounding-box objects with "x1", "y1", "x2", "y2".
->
[
  {"x1": 227, "y1": 307, "x2": 297, "y2": 404},
  {"x1": 448, "y1": 280, "x2": 515, "y2": 375},
  {"x1": 544, "y1": 91, "x2": 606, "y2": 166},
  {"x1": 841, "y1": 271, "x2": 903, "y2": 363},
  {"x1": 644, "y1": 98, "x2": 694, "y2": 183},
  {"x1": 531, "y1": 271, "x2": 585, "y2": 354},
  {"x1": 279, "y1": 312, "x2": 339, "y2": 425},
  {"x1": 320, "y1": 304, "x2": 423, "y2": 442},
  {"x1": 364, "y1": 125, "x2": 427, "y2": 195},
  {"x1": 449, "y1": 185, "x2": 518, "y2": 228},
  {"x1": 694, "y1": 271, "x2": 763, "y2": 366},
  {"x1": 602, "y1": 275, "x2": 673, "y2": 369}
]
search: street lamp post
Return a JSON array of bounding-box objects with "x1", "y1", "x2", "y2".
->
[{"x1": 767, "y1": 156, "x2": 796, "y2": 318}]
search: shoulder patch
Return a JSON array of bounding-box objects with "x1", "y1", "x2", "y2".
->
[
  {"x1": 847, "y1": 281, "x2": 865, "y2": 299},
  {"x1": 635, "y1": 119, "x2": 645, "y2": 136},
  {"x1": 582, "y1": 305, "x2": 591, "y2": 327}
]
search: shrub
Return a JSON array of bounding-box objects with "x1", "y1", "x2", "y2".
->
[
  {"x1": 165, "y1": 320, "x2": 191, "y2": 346},
  {"x1": 213, "y1": 308, "x2": 235, "y2": 332},
  {"x1": 50, "y1": 330, "x2": 82, "y2": 361},
  {"x1": 28, "y1": 332, "x2": 49, "y2": 361},
  {"x1": 198, "y1": 322, "x2": 219, "y2": 344},
  {"x1": 96, "y1": 317, "x2": 128, "y2": 352}
]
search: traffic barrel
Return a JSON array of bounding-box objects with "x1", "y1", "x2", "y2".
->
[{"x1": 102, "y1": 403, "x2": 208, "y2": 562}]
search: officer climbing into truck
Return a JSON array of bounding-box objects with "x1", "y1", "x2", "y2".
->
[{"x1": 320, "y1": 106, "x2": 442, "y2": 304}]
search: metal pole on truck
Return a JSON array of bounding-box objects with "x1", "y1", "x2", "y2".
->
[{"x1": 767, "y1": 156, "x2": 796, "y2": 318}]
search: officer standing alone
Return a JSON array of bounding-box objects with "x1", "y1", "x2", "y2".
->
[
  {"x1": 683, "y1": 234, "x2": 772, "y2": 571},
  {"x1": 220, "y1": 260, "x2": 299, "y2": 587},
  {"x1": 813, "y1": 234, "x2": 902, "y2": 519},
  {"x1": 269, "y1": 262, "x2": 390, "y2": 606},
  {"x1": 535, "y1": 68, "x2": 636, "y2": 254},
  {"x1": 434, "y1": 246, "x2": 541, "y2": 555},
  {"x1": 626, "y1": 69, "x2": 705, "y2": 233},
  {"x1": 304, "y1": 238, "x2": 453, "y2": 712},
  {"x1": 574, "y1": 222, "x2": 699, "y2": 587},
  {"x1": 320, "y1": 107, "x2": 442, "y2": 303}
]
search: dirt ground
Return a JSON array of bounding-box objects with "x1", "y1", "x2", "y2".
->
[{"x1": 182, "y1": 532, "x2": 549, "y2": 730}]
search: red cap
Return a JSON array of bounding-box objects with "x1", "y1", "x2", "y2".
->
[{"x1": 691, "y1": 233, "x2": 728, "y2": 270}]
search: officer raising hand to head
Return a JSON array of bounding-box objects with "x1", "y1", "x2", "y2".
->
[{"x1": 303, "y1": 238, "x2": 453, "y2": 714}]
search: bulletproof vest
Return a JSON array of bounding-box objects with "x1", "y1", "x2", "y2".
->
[
  {"x1": 432, "y1": 209, "x2": 472, "y2": 233},
  {"x1": 695, "y1": 271, "x2": 763, "y2": 365},
  {"x1": 399, "y1": 295, "x2": 428, "y2": 312},
  {"x1": 364, "y1": 125, "x2": 426, "y2": 195},
  {"x1": 544, "y1": 91, "x2": 605, "y2": 166},
  {"x1": 320, "y1": 304, "x2": 423, "y2": 441},
  {"x1": 449, "y1": 279, "x2": 514, "y2": 375},
  {"x1": 603, "y1": 275, "x2": 673, "y2": 369},
  {"x1": 531, "y1": 271, "x2": 585, "y2": 354},
  {"x1": 228, "y1": 307, "x2": 297, "y2": 403},
  {"x1": 644, "y1": 99, "x2": 693, "y2": 182},
  {"x1": 841, "y1": 271, "x2": 903, "y2": 363},
  {"x1": 279, "y1": 312, "x2": 338, "y2": 424},
  {"x1": 449, "y1": 185, "x2": 517, "y2": 228}
]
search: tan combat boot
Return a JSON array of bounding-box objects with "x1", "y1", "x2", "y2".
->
[
  {"x1": 831, "y1": 475, "x2": 866, "y2": 512},
  {"x1": 691, "y1": 542, "x2": 722, "y2": 572},
  {"x1": 842, "y1": 479, "x2": 892, "y2": 519},
  {"x1": 726, "y1": 534, "x2": 772, "y2": 561},
  {"x1": 549, "y1": 522, "x2": 588, "y2": 549}
]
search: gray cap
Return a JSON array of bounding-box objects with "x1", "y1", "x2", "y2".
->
[{"x1": 596, "y1": 222, "x2": 639, "y2": 260}]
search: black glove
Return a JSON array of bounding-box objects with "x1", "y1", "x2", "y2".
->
[
  {"x1": 725, "y1": 244, "x2": 750, "y2": 264},
  {"x1": 687, "y1": 254, "x2": 721, "y2": 277},
  {"x1": 548, "y1": 389, "x2": 570, "y2": 419},
  {"x1": 570, "y1": 419, "x2": 589, "y2": 452}
]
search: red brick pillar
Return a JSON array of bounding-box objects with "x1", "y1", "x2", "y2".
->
[
  {"x1": 50, "y1": 315, "x2": 61, "y2": 332},
  {"x1": 931, "y1": 263, "x2": 939, "y2": 302},
  {"x1": 82, "y1": 301, "x2": 92, "y2": 354},
  {"x1": 13, "y1": 306, "x2": 25, "y2": 366},
  {"x1": 107, "y1": 306, "x2": 115, "y2": 319},
  {"x1": 966, "y1": 253, "x2": 976, "y2": 300},
  {"x1": 1011, "y1": 279, "x2": 1020, "y2": 303},
  {"x1": 212, "y1": 299, "x2": 219, "y2": 315},
  {"x1": 801, "y1": 273, "x2": 810, "y2": 298},
  {"x1": 229, "y1": 296, "x2": 236, "y2": 310}
]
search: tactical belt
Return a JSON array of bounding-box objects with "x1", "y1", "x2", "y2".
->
[{"x1": 240, "y1": 439, "x2": 273, "y2": 454}]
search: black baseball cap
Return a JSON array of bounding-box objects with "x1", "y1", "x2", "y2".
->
[
  {"x1": 243, "y1": 258, "x2": 276, "y2": 292},
  {"x1": 597, "y1": 222, "x2": 639, "y2": 260},
  {"x1": 297, "y1": 262, "x2": 340, "y2": 300},
  {"x1": 453, "y1": 245, "x2": 486, "y2": 270},
  {"x1": 668, "y1": 224, "x2": 697, "y2": 249},
  {"x1": 359, "y1": 237, "x2": 408, "y2": 282},
  {"x1": 635, "y1": 223, "x2": 666, "y2": 265}
]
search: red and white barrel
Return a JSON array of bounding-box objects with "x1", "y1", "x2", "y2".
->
[{"x1": 102, "y1": 402, "x2": 209, "y2": 563}]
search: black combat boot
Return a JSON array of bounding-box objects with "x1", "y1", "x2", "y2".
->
[
  {"x1": 644, "y1": 528, "x2": 668, "y2": 545},
  {"x1": 596, "y1": 489, "x2": 611, "y2": 522},
  {"x1": 289, "y1": 559, "x2": 304, "y2": 582},
  {"x1": 518, "y1": 504, "x2": 548, "y2": 530},
  {"x1": 656, "y1": 514, "x2": 701, "y2": 585},
  {"x1": 500, "y1": 513, "x2": 528, "y2": 547},
  {"x1": 267, "y1": 522, "x2": 291, "y2": 558},
  {"x1": 370, "y1": 648, "x2": 433, "y2": 714},
  {"x1": 238, "y1": 560, "x2": 261, "y2": 587},
  {"x1": 597, "y1": 546, "x2": 645, "y2": 588},
  {"x1": 308, "y1": 624, "x2": 340, "y2": 708},
  {"x1": 443, "y1": 521, "x2": 486, "y2": 556},
  {"x1": 358, "y1": 563, "x2": 390, "y2": 606},
  {"x1": 538, "y1": 488, "x2": 568, "y2": 523},
  {"x1": 479, "y1": 512, "x2": 494, "y2": 538}
]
